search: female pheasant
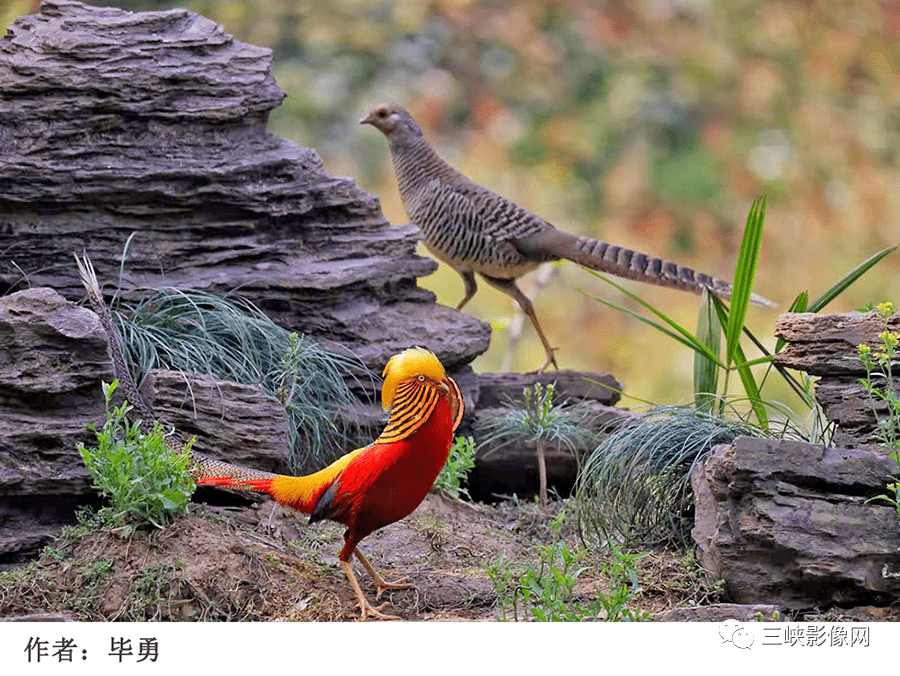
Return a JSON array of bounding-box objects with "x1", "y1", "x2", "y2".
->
[
  {"x1": 74, "y1": 253, "x2": 464, "y2": 621},
  {"x1": 361, "y1": 104, "x2": 774, "y2": 372}
]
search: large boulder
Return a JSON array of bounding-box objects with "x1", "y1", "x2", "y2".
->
[{"x1": 692, "y1": 436, "x2": 900, "y2": 609}]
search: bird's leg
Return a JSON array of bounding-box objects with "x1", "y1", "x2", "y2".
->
[
  {"x1": 354, "y1": 548, "x2": 416, "y2": 600},
  {"x1": 455, "y1": 269, "x2": 478, "y2": 311},
  {"x1": 339, "y1": 560, "x2": 401, "y2": 621},
  {"x1": 481, "y1": 275, "x2": 559, "y2": 372}
]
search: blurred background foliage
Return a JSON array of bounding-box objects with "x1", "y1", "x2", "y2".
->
[{"x1": 4, "y1": 0, "x2": 898, "y2": 407}]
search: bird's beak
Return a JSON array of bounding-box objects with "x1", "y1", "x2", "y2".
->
[
  {"x1": 437, "y1": 380, "x2": 450, "y2": 395},
  {"x1": 359, "y1": 112, "x2": 373, "y2": 126}
]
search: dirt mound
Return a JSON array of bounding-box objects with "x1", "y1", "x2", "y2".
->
[{"x1": 0, "y1": 494, "x2": 522, "y2": 621}]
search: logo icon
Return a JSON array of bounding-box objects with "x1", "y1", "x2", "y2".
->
[{"x1": 719, "y1": 619, "x2": 754, "y2": 649}]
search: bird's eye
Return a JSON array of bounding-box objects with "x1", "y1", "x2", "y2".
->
[
  {"x1": 377, "y1": 109, "x2": 388, "y2": 118},
  {"x1": 418, "y1": 375, "x2": 426, "y2": 382}
]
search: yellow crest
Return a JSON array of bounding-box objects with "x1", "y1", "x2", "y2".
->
[{"x1": 381, "y1": 347, "x2": 446, "y2": 410}]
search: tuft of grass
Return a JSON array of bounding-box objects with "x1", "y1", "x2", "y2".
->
[
  {"x1": 477, "y1": 383, "x2": 598, "y2": 506},
  {"x1": 575, "y1": 404, "x2": 786, "y2": 548},
  {"x1": 433, "y1": 436, "x2": 477, "y2": 500},
  {"x1": 77, "y1": 380, "x2": 195, "y2": 539},
  {"x1": 110, "y1": 287, "x2": 371, "y2": 473}
]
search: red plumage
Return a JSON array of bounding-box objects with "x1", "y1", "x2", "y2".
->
[{"x1": 192, "y1": 347, "x2": 463, "y2": 620}]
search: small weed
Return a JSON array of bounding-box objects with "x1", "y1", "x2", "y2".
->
[
  {"x1": 77, "y1": 380, "x2": 195, "y2": 538},
  {"x1": 485, "y1": 512, "x2": 649, "y2": 621},
  {"x1": 858, "y1": 302, "x2": 900, "y2": 450},
  {"x1": 121, "y1": 563, "x2": 183, "y2": 621},
  {"x1": 858, "y1": 302, "x2": 900, "y2": 516},
  {"x1": 434, "y1": 436, "x2": 476, "y2": 500}
]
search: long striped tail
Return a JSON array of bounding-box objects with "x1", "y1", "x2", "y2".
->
[
  {"x1": 520, "y1": 229, "x2": 776, "y2": 307},
  {"x1": 74, "y1": 253, "x2": 159, "y2": 422}
]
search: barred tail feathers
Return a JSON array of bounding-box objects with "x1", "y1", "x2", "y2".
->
[
  {"x1": 73, "y1": 253, "x2": 156, "y2": 420},
  {"x1": 517, "y1": 229, "x2": 776, "y2": 308}
]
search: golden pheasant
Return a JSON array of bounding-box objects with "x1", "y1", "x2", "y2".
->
[
  {"x1": 191, "y1": 348, "x2": 464, "y2": 620},
  {"x1": 361, "y1": 103, "x2": 774, "y2": 372},
  {"x1": 74, "y1": 253, "x2": 464, "y2": 621}
]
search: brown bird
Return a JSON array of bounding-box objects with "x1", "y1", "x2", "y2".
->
[{"x1": 361, "y1": 104, "x2": 773, "y2": 372}]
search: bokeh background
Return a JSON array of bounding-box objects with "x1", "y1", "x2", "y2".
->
[{"x1": 4, "y1": 0, "x2": 898, "y2": 411}]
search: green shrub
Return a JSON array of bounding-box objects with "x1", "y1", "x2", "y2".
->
[
  {"x1": 433, "y1": 436, "x2": 477, "y2": 500},
  {"x1": 77, "y1": 380, "x2": 195, "y2": 538}
]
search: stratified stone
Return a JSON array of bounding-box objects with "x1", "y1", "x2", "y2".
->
[
  {"x1": 0, "y1": 1, "x2": 490, "y2": 390},
  {"x1": 692, "y1": 436, "x2": 900, "y2": 609}
]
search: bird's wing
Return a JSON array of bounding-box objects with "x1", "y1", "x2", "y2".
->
[
  {"x1": 306, "y1": 443, "x2": 390, "y2": 524},
  {"x1": 449, "y1": 179, "x2": 552, "y2": 241}
]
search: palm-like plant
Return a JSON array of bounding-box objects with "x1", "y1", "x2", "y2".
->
[{"x1": 477, "y1": 383, "x2": 597, "y2": 506}]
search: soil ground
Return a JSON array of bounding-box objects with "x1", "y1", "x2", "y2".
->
[
  {"x1": 0, "y1": 492, "x2": 725, "y2": 622},
  {"x1": 3, "y1": 492, "x2": 895, "y2": 622}
]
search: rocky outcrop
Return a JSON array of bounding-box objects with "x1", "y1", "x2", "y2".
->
[
  {"x1": 774, "y1": 311, "x2": 899, "y2": 377},
  {"x1": 774, "y1": 311, "x2": 899, "y2": 447},
  {"x1": 0, "y1": 288, "x2": 296, "y2": 564},
  {"x1": 0, "y1": 0, "x2": 490, "y2": 388},
  {"x1": 691, "y1": 436, "x2": 900, "y2": 609},
  {"x1": 0, "y1": 288, "x2": 112, "y2": 500}
]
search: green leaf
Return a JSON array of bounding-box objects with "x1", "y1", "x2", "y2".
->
[
  {"x1": 733, "y1": 341, "x2": 769, "y2": 429},
  {"x1": 774, "y1": 291, "x2": 809, "y2": 352},
  {"x1": 807, "y1": 245, "x2": 897, "y2": 313},
  {"x1": 693, "y1": 290, "x2": 721, "y2": 410},
  {"x1": 583, "y1": 275, "x2": 725, "y2": 368},
  {"x1": 731, "y1": 354, "x2": 774, "y2": 369},
  {"x1": 725, "y1": 196, "x2": 766, "y2": 367}
]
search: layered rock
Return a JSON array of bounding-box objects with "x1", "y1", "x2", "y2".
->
[
  {"x1": 774, "y1": 311, "x2": 899, "y2": 447},
  {"x1": 692, "y1": 436, "x2": 900, "y2": 609},
  {"x1": 0, "y1": 0, "x2": 490, "y2": 385}
]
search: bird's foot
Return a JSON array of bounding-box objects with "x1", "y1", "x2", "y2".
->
[
  {"x1": 528, "y1": 347, "x2": 559, "y2": 374},
  {"x1": 374, "y1": 577, "x2": 416, "y2": 601},
  {"x1": 358, "y1": 599, "x2": 401, "y2": 621}
]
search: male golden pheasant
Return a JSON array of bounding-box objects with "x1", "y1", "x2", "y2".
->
[
  {"x1": 75, "y1": 254, "x2": 464, "y2": 621},
  {"x1": 191, "y1": 348, "x2": 463, "y2": 620},
  {"x1": 361, "y1": 104, "x2": 774, "y2": 372}
]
